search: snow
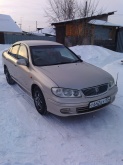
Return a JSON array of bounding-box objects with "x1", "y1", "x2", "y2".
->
[
  {"x1": 88, "y1": 19, "x2": 122, "y2": 27},
  {"x1": 70, "y1": 45, "x2": 123, "y2": 67},
  {"x1": 32, "y1": 30, "x2": 45, "y2": 36},
  {"x1": 42, "y1": 27, "x2": 56, "y2": 36},
  {"x1": 0, "y1": 44, "x2": 123, "y2": 165},
  {"x1": 0, "y1": 14, "x2": 22, "y2": 33},
  {"x1": 32, "y1": 28, "x2": 56, "y2": 36}
]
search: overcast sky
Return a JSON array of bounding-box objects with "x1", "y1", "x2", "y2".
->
[{"x1": 0, "y1": 0, "x2": 123, "y2": 31}]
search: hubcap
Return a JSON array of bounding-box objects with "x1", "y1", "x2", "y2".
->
[{"x1": 34, "y1": 91, "x2": 43, "y2": 111}]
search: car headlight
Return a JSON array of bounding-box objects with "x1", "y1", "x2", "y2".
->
[
  {"x1": 51, "y1": 88, "x2": 82, "y2": 98},
  {"x1": 109, "y1": 79, "x2": 115, "y2": 88}
]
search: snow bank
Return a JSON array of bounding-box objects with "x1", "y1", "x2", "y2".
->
[{"x1": 70, "y1": 45, "x2": 123, "y2": 67}]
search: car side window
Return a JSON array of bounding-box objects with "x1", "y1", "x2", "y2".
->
[
  {"x1": 18, "y1": 45, "x2": 28, "y2": 60},
  {"x1": 11, "y1": 45, "x2": 20, "y2": 59}
]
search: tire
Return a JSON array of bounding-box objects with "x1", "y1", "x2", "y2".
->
[
  {"x1": 33, "y1": 87, "x2": 47, "y2": 115},
  {"x1": 5, "y1": 67, "x2": 15, "y2": 85}
]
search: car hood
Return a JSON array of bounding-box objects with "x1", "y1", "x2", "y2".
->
[{"x1": 37, "y1": 62, "x2": 113, "y2": 89}]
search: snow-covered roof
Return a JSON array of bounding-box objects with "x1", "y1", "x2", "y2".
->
[
  {"x1": 88, "y1": 19, "x2": 122, "y2": 27},
  {"x1": 42, "y1": 27, "x2": 56, "y2": 36},
  {"x1": 32, "y1": 27, "x2": 56, "y2": 36},
  {"x1": 0, "y1": 14, "x2": 22, "y2": 33},
  {"x1": 52, "y1": 11, "x2": 116, "y2": 25},
  {"x1": 31, "y1": 30, "x2": 45, "y2": 36}
]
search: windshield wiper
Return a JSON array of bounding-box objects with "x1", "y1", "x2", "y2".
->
[
  {"x1": 52, "y1": 60, "x2": 83, "y2": 65},
  {"x1": 71, "y1": 59, "x2": 83, "y2": 63},
  {"x1": 36, "y1": 60, "x2": 83, "y2": 67},
  {"x1": 55, "y1": 62, "x2": 72, "y2": 65}
]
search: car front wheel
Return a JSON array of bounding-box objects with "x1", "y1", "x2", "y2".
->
[
  {"x1": 5, "y1": 67, "x2": 15, "y2": 85},
  {"x1": 33, "y1": 87, "x2": 47, "y2": 115}
]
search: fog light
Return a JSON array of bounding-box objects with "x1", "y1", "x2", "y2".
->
[{"x1": 60, "y1": 108, "x2": 70, "y2": 114}]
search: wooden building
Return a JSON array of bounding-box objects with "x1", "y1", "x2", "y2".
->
[{"x1": 52, "y1": 11, "x2": 120, "y2": 50}]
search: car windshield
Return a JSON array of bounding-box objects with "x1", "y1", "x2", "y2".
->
[{"x1": 30, "y1": 45, "x2": 82, "y2": 66}]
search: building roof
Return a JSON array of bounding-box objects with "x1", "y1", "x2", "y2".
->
[
  {"x1": 0, "y1": 14, "x2": 22, "y2": 33},
  {"x1": 52, "y1": 11, "x2": 116, "y2": 25},
  {"x1": 32, "y1": 27, "x2": 56, "y2": 36},
  {"x1": 88, "y1": 19, "x2": 122, "y2": 27},
  {"x1": 31, "y1": 30, "x2": 45, "y2": 36},
  {"x1": 42, "y1": 27, "x2": 56, "y2": 36}
]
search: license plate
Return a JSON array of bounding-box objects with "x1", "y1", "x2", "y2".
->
[{"x1": 89, "y1": 97, "x2": 111, "y2": 109}]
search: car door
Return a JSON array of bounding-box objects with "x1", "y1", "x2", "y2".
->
[
  {"x1": 5, "y1": 44, "x2": 20, "y2": 79},
  {"x1": 15, "y1": 44, "x2": 32, "y2": 92}
]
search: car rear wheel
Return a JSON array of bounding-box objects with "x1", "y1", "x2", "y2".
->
[
  {"x1": 33, "y1": 87, "x2": 47, "y2": 115},
  {"x1": 5, "y1": 67, "x2": 15, "y2": 85}
]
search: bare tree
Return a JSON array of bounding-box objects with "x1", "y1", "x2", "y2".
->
[
  {"x1": 45, "y1": 0, "x2": 77, "y2": 22},
  {"x1": 45, "y1": 0, "x2": 104, "y2": 23}
]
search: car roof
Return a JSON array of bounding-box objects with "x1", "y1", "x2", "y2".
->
[{"x1": 14, "y1": 40, "x2": 62, "y2": 47}]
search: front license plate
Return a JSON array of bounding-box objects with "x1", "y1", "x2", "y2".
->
[{"x1": 89, "y1": 97, "x2": 111, "y2": 109}]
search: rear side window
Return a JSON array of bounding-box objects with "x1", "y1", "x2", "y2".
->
[
  {"x1": 11, "y1": 45, "x2": 20, "y2": 59},
  {"x1": 18, "y1": 45, "x2": 28, "y2": 60}
]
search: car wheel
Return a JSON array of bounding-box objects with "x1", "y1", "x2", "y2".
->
[
  {"x1": 5, "y1": 67, "x2": 15, "y2": 85},
  {"x1": 33, "y1": 87, "x2": 47, "y2": 115}
]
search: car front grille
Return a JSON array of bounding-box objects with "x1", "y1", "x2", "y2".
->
[{"x1": 82, "y1": 84, "x2": 108, "y2": 97}]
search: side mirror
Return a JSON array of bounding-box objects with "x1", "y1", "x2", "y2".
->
[{"x1": 17, "y1": 59, "x2": 28, "y2": 66}]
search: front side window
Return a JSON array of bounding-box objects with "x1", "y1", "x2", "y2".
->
[
  {"x1": 30, "y1": 45, "x2": 82, "y2": 66},
  {"x1": 8, "y1": 47, "x2": 12, "y2": 53},
  {"x1": 18, "y1": 45, "x2": 28, "y2": 60},
  {"x1": 11, "y1": 45, "x2": 20, "y2": 59}
]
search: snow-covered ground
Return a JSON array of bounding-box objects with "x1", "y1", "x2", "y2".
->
[
  {"x1": 0, "y1": 44, "x2": 123, "y2": 165},
  {"x1": 70, "y1": 45, "x2": 123, "y2": 67}
]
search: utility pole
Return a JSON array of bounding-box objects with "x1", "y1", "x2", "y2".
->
[
  {"x1": 36, "y1": 21, "x2": 37, "y2": 31},
  {"x1": 84, "y1": 1, "x2": 87, "y2": 17},
  {"x1": 19, "y1": 17, "x2": 23, "y2": 30},
  {"x1": 29, "y1": 26, "x2": 30, "y2": 32},
  {"x1": 19, "y1": 23, "x2": 22, "y2": 29}
]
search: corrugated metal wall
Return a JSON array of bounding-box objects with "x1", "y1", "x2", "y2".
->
[
  {"x1": 116, "y1": 28, "x2": 123, "y2": 52},
  {"x1": 93, "y1": 26, "x2": 116, "y2": 51},
  {"x1": 4, "y1": 33, "x2": 56, "y2": 44},
  {"x1": 94, "y1": 26, "x2": 111, "y2": 40}
]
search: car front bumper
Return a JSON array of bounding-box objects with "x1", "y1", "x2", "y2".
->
[{"x1": 46, "y1": 85, "x2": 118, "y2": 116}]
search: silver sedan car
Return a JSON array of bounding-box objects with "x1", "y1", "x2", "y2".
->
[{"x1": 2, "y1": 40, "x2": 118, "y2": 116}]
